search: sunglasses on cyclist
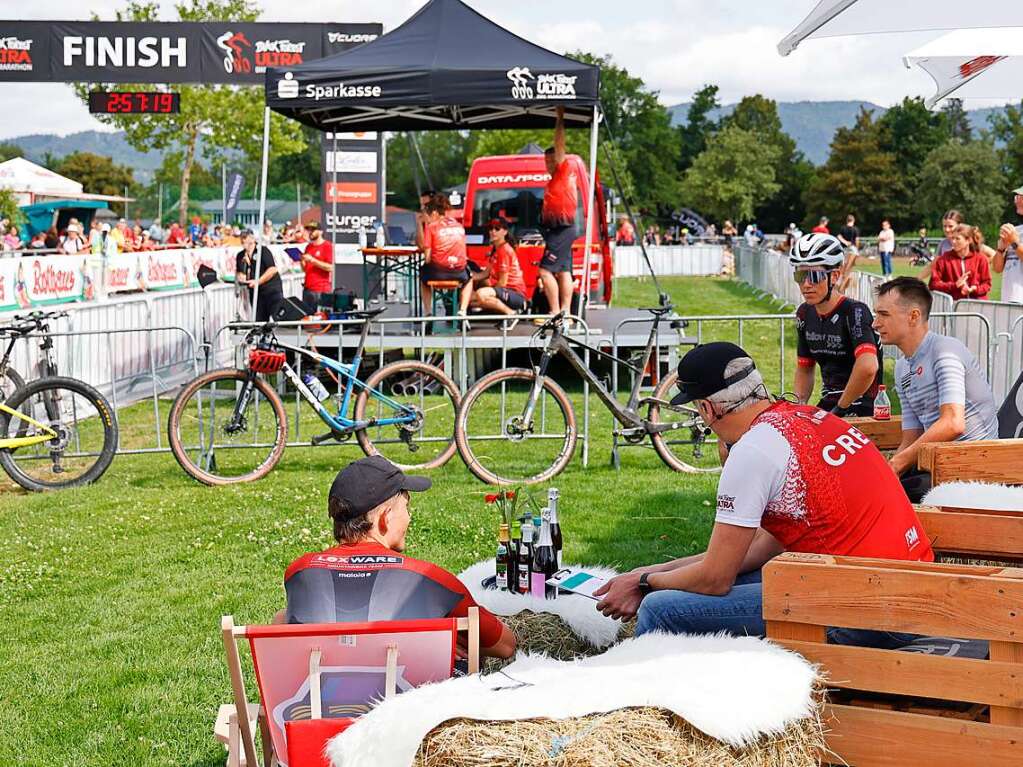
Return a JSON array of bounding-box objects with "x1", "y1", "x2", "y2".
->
[{"x1": 793, "y1": 269, "x2": 831, "y2": 285}]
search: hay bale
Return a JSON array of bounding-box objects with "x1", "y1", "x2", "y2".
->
[
  {"x1": 483, "y1": 611, "x2": 635, "y2": 673},
  {"x1": 414, "y1": 704, "x2": 825, "y2": 767}
]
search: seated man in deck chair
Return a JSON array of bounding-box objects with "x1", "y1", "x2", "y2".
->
[
  {"x1": 280, "y1": 455, "x2": 517, "y2": 663},
  {"x1": 593, "y1": 342, "x2": 934, "y2": 648}
]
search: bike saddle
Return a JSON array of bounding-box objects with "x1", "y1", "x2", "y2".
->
[
  {"x1": 345, "y1": 306, "x2": 388, "y2": 319},
  {"x1": 640, "y1": 305, "x2": 675, "y2": 317}
]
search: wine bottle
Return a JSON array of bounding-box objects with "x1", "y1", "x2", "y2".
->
[
  {"x1": 496, "y1": 523, "x2": 511, "y2": 591},
  {"x1": 507, "y1": 520, "x2": 520, "y2": 592},
  {"x1": 548, "y1": 488, "x2": 563, "y2": 568},
  {"x1": 531, "y1": 509, "x2": 558, "y2": 600},
  {"x1": 516, "y1": 518, "x2": 533, "y2": 595}
]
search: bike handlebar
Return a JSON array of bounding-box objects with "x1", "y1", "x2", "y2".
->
[{"x1": 0, "y1": 310, "x2": 69, "y2": 335}]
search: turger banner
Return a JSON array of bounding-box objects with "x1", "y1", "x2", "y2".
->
[{"x1": 0, "y1": 21, "x2": 381, "y2": 83}]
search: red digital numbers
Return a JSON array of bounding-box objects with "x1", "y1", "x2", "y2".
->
[{"x1": 89, "y1": 91, "x2": 180, "y2": 115}]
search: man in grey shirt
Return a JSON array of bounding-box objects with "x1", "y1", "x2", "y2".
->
[
  {"x1": 994, "y1": 184, "x2": 1023, "y2": 303},
  {"x1": 873, "y1": 277, "x2": 998, "y2": 501}
]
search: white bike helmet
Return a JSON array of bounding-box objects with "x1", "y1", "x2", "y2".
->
[{"x1": 789, "y1": 233, "x2": 845, "y2": 269}]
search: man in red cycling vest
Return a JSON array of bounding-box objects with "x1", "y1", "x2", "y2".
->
[
  {"x1": 536, "y1": 106, "x2": 578, "y2": 321},
  {"x1": 594, "y1": 342, "x2": 933, "y2": 648},
  {"x1": 283, "y1": 456, "x2": 517, "y2": 662}
]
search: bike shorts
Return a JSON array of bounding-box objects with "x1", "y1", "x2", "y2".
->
[
  {"x1": 493, "y1": 287, "x2": 526, "y2": 312},
  {"x1": 540, "y1": 225, "x2": 575, "y2": 275},
  {"x1": 421, "y1": 263, "x2": 470, "y2": 285}
]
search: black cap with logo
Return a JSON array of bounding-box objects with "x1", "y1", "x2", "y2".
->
[
  {"x1": 328, "y1": 455, "x2": 432, "y2": 520},
  {"x1": 670, "y1": 342, "x2": 757, "y2": 406}
]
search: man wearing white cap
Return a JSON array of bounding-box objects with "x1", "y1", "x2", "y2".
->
[
  {"x1": 60, "y1": 221, "x2": 87, "y2": 254},
  {"x1": 994, "y1": 184, "x2": 1023, "y2": 304}
]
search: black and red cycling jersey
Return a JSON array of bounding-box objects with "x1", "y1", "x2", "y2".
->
[
  {"x1": 796, "y1": 296, "x2": 882, "y2": 411},
  {"x1": 284, "y1": 541, "x2": 504, "y2": 647}
]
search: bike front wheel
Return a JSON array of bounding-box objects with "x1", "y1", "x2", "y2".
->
[
  {"x1": 648, "y1": 371, "x2": 722, "y2": 474},
  {"x1": 455, "y1": 368, "x2": 577, "y2": 486},
  {"x1": 0, "y1": 376, "x2": 118, "y2": 492},
  {"x1": 167, "y1": 368, "x2": 287, "y2": 486},
  {"x1": 354, "y1": 360, "x2": 461, "y2": 471}
]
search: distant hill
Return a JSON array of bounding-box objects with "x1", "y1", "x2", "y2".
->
[
  {"x1": 8, "y1": 131, "x2": 163, "y2": 183},
  {"x1": 668, "y1": 101, "x2": 1007, "y2": 165}
]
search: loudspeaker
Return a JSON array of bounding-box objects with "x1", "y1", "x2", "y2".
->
[{"x1": 274, "y1": 297, "x2": 312, "y2": 322}]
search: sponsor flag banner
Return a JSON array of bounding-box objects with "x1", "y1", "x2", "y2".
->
[
  {"x1": 321, "y1": 133, "x2": 385, "y2": 247},
  {"x1": 224, "y1": 172, "x2": 245, "y2": 224},
  {"x1": 0, "y1": 22, "x2": 381, "y2": 83}
]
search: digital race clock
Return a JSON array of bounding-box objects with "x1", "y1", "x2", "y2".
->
[{"x1": 88, "y1": 91, "x2": 180, "y2": 114}]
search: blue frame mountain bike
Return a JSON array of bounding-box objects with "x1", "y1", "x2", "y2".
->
[{"x1": 167, "y1": 308, "x2": 460, "y2": 485}]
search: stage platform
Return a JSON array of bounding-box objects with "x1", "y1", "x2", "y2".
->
[{"x1": 275, "y1": 303, "x2": 698, "y2": 354}]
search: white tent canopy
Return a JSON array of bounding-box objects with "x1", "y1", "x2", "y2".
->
[
  {"x1": 904, "y1": 28, "x2": 1023, "y2": 107},
  {"x1": 779, "y1": 0, "x2": 1023, "y2": 56},
  {"x1": 0, "y1": 157, "x2": 82, "y2": 205}
]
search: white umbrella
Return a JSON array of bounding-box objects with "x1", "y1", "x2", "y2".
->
[
  {"x1": 904, "y1": 28, "x2": 1023, "y2": 107},
  {"x1": 778, "y1": 0, "x2": 1023, "y2": 56}
]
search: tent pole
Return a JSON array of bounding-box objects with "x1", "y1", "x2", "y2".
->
[
  {"x1": 331, "y1": 132, "x2": 338, "y2": 293},
  {"x1": 580, "y1": 104, "x2": 600, "y2": 323},
  {"x1": 253, "y1": 106, "x2": 271, "y2": 323}
]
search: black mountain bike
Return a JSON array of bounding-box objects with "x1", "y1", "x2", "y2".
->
[
  {"x1": 454, "y1": 307, "x2": 718, "y2": 485},
  {"x1": 0, "y1": 311, "x2": 119, "y2": 491}
]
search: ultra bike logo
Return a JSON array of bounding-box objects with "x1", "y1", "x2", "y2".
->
[
  {"x1": 507, "y1": 67, "x2": 578, "y2": 100},
  {"x1": 0, "y1": 36, "x2": 33, "y2": 72},
  {"x1": 217, "y1": 31, "x2": 307, "y2": 75}
]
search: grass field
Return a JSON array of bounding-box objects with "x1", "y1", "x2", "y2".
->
[{"x1": 0, "y1": 274, "x2": 858, "y2": 766}]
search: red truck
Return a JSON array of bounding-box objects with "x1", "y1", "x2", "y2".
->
[{"x1": 461, "y1": 151, "x2": 612, "y2": 308}]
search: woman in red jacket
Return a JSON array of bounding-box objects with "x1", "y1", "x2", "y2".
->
[{"x1": 928, "y1": 224, "x2": 992, "y2": 301}]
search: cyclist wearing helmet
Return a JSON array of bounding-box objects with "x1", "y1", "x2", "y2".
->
[{"x1": 791, "y1": 233, "x2": 882, "y2": 417}]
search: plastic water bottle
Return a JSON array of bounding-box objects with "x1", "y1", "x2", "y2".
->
[
  {"x1": 302, "y1": 373, "x2": 330, "y2": 402},
  {"x1": 873, "y1": 385, "x2": 891, "y2": 421},
  {"x1": 374, "y1": 221, "x2": 386, "y2": 248},
  {"x1": 357, "y1": 227, "x2": 368, "y2": 250}
]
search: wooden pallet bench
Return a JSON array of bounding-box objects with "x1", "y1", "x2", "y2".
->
[
  {"x1": 846, "y1": 416, "x2": 903, "y2": 452},
  {"x1": 764, "y1": 504, "x2": 1023, "y2": 767},
  {"x1": 918, "y1": 439, "x2": 1023, "y2": 488}
]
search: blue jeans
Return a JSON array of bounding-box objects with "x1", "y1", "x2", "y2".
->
[
  {"x1": 635, "y1": 569, "x2": 915, "y2": 649},
  {"x1": 880, "y1": 251, "x2": 893, "y2": 275}
]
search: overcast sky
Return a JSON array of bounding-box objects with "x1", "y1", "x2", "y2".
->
[{"x1": 0, "y1": 0, "x2": 957, "y2": 140}]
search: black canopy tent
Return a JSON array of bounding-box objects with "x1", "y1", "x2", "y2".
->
[{"x1": 252, "y1": 0, "x2": 604, "y2": 319}]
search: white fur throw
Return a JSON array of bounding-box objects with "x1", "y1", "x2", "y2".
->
[
  {"x1": 923, "y1": 481, "x2": 1023, "y2": 511},
  {"x1": 458, "y1": 559, "x2": 623, "y2": 649},
  {"x1": 326, "y1": 632, "x2": 819, "y2": 767}
]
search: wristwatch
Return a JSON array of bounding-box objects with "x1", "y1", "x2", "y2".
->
[{"x1": 638, "y1": 572, "x2": 654, "y2": 596}]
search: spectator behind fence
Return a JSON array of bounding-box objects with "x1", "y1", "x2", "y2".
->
[
  {"x1": 148, "y1": 219, "x2": 164, "y2": 244},
  {"x1": 877, "y1": 219, "x2": 896, "y2": 276},
  {"x1": 301, "y1": 223, "x2": 333, "y2": 310},
  {"x1": 872, "y1": 277, "x2": 998, "y2": 502},
  {"x1": 28, "y1": 230, "x2": 46, "y2": 249},
  {"x1": 3, "y1": 225, "x2": 23, "y2": 250},
  {"x1": 929, "y1": 223, "x2": 991, "y2": 301},
  {"x1": 615, "y1": 215, "x2": 636, "y2": 246},
  {"x1": 166, "y1": 221, "x2": 187, "y2": 246},
  {"x1": 60, "y1": 222, "x2": 87, "y2": 254},
  {"x1": 44, "y1": 226, "x2": 59, "y2": 250},
  {"x1": 811, "y1": 216, "x2": 830, "y2": 234},
  {"x1": 994, "y1": 183, "x2": 1023, "y2": 304},
  {"x1": 89, "y1": 220, "x2": 103, "y2": 255}
]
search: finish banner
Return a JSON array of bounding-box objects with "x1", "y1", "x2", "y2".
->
[{"x1": 0, "y1": 21, "x2": 381, "y2": 83}]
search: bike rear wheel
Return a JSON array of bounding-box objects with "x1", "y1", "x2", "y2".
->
[
  {"x1": 0, "y1": 376, "x2": 118, "y2": 492},
  {"x1": 167, "y1": 368, "x2": 287, "y2": 486},
  {"x1": 648, "y1": 371, "x2": 721, "y2": 473},
  {"x1": 354, "y1": 360, "x2": 461, "y2": 470},
  {"x1": 0, "y1": 366, "x2": 28, "y2": 438},
  {"x1": 455, "y1": 368, "x2": 577, "y2": 486}
]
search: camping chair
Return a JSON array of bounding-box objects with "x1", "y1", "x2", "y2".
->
[{"x1": 217, "y1": 610, "x2": 480, "y2": 767}]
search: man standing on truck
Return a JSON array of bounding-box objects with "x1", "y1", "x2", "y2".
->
[{"x1": 536, "y1": 107, "x2": 577, "y2": 323}]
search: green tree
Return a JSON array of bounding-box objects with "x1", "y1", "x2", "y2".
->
[
  {"x1": 916, "y1": 139, "x2": 1005, "y2": 229},
  {"x1": 0, "y1": 143, "x2": 23, "y2": 163},
  {"x1": 989, "y1": 102, "x2": 1023, "y2": 218},
  {"x1": 721, "y1": 94, "x2": 810, "y2": 231},
  {"x1": 679, "y1": 125, "x2": 780, "y2": 222},
  {"x1": 877, "y1": 97, "x2": 950, "y2": 226},
  {"x1": 0, "y1": 188, "x2": 22, "y2": 226},
  {"x1": 74, "y1": 1, "x2": 306, "y2": 225},
  {"x1": 803, "y1": 108, "x2": 905, "y2": 230},
  {"x1": 677, "y1": 84, "x2": 719, "y2": 173},
  {"x1": 385, "y1": 131, "x2": 479, "y2": 210},
  {"x1": 570, "y1": 51, "x2": 680, "y2": 215},
  {"x1": 52, "y1": 152, "x2": 137, "y2": 216},
  {"x1": 941, "y1": 98, "x2": 972, "y2": 142}
]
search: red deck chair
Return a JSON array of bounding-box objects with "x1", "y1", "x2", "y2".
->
[{"x1": 216, "y1": 609, "x2": 480, "y2": 767}]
